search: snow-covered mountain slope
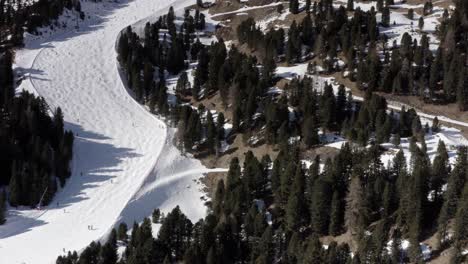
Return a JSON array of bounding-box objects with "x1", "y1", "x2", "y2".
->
[{"x1": 0, "y1": 0, "x2": 226, "y2": 263}]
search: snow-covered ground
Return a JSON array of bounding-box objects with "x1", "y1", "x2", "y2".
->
[
  {"x1": 0, "y1": 0, "x2": 227, "y2": 263},
  {"x1": 277, "y1": 62, "x2": 468, "y2": 174}
]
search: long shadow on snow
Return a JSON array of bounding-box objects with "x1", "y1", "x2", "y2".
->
[
  {"x1": 3, "y1": 0, "x2": 191, "y2": 241},
  {"x1": 20, "y1": 0, "x2": 135, "y2": 51},
  {"x1": 0, "y1": 121, "x2": 141, "y2": 239},
  {"x1": 0, "y1": 210, "x2": 47, "y2": 239},
  {"x1": 53, "y1": 121, "x2": 142, "y2": 208}
]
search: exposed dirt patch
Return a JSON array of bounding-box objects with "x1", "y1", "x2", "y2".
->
[
  {"x1": 201, "y1": 171, "x2": 227, "y2": 198},
  {"x1": 301, "y1": 146, "x2": 340, "y2": 164},
  {"x1": 321, "y1": 231, "x2": 357, "y2": 252}
]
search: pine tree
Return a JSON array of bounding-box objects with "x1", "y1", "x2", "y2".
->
[
  {"x1": 117, "y1": 222, "x2": 128, "y2": 242},
  {"x1": 9, "y1": 161, "x2": 21, "y2": 207},
  {"x1": 302, "y1": 234, "x2": 324, "y2": 264},
  {"x1": 217, "y1": 112, "x2": 225, "y2": 141},
  {"x1": 305, "y1": 0, "x2": 311, "y2": 13},
  {"x1": 328, "y1": 190, "x2": 343, "y2": 235},
  {"x1": 432, "y1": 116, "x2": 440, "y2": 132},
  {"x1": 457, "y1": 69, "x2": 468, "y2": 111},
  {"x1": 347, "y1": 0, "x2": 354, "y2": 11},
  {"x1": 176, "y1": 71, "x2": 191, "y2": 96},
  {"x1": 438, "y1": 147, "x2": 468, "y2": 244},
  {"x1": 302, "y1": 116, "x2": 319, "y2": 148},
  {"x1": 152, "y1": 208, "x2": 161, "y2": 223},
  {"x1": 431, "y1": 140, "x2": 450, "y2": 205},
  {"x1": 100, "y1": 229, "x2": 118, "y2": 264},
  {"x1": 310, "y1": 174, "x2": 332, "y2": 235},
  {"x1": 285, "y1": 166, "x2": 308, "y2": 231},
  {"x1": 0, "y1": 189, "x2": 6, "y2": 224},
  {"x1": 452, "y1": 184, "x2": 468, "y2": 261},
  {"x1": 290, "y1": 0, "x2": 299, "y2": 14},
  {"x1": 206, "y1": 111, "x2": 216, "y2": 154},
  {"x1": 418, "y1": 16, "x2": 424, "y2": 30},
  {"x1": 382, "y1": 7, "x2": 391, "y2": 27},
  {"x1": 377, "y1": 0, "x2": 384, "y2": 12},
  {"x1": 287, "y1": 232, "x2": 301, "y2": 262},
  {"x1": 407, "y1": 8, "x2": 414, "y2": 20},
  {"x1": 345, "y1": 171, "x2": 368, "y2": 239}
]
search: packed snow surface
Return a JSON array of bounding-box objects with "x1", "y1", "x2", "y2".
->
[{"x1": 0, "y1": 0, "x2": 228, "y2": 263}]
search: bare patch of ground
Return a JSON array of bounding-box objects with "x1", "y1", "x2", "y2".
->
[{"x1": 321, "y1": 231, "x2": 358, "y2": 252}]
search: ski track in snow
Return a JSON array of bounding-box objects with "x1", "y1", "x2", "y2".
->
[{"x1": 0, "y1": 0, "x2": 227, "y2": 263}]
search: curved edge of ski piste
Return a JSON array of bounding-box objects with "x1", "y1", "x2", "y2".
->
[
  {"x1": 17, "y1": 0, "x2": 222, "y2": 251},
  {"x1": 6, "y1": 0, "x2": 199, "y2": 253},
  {"x1": 108, "y1": 0, "x2": 227, "y2": 239},
  {"x1": 9, "y1": 7, "x2": 94, "y2": 222}
]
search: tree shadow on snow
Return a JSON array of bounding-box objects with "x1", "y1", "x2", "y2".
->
[
  {"x1": 53, "y1": 121, "x2": 142, "y2": 208},
  {"x1": 0, "y1": 121, "x2": 141, "y2": 239},
  {"x1": 0, "y1": 210, "x2": 48, "y2": 239},
  {"x1": 22, "y1": 0, "x2": 133, "y2": 51}
]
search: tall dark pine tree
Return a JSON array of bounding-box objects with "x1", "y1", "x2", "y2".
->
[
  {"x1": 347, "y1": 0, "x2": 354, "y2": 11},
  {"x1": 431, "y1": 140, "x2": 450, "y2": 206},
  {"x1": 285, "y1": 166, "x2": 308, "y2": 231},
  {"x1": 451, "y1": 183, "x2": 468, "y2": 263},
  {"x1": 382, "y1": 7, "x2": 390, "y2": 27},
  {"x1": 0, "y1": 189, "x2": 5, "y2": 224},
  {"x1": 206, "y1": 111, "x2": 216, "y2": 154},
  {"x1": 345, "y1": 170, "x2": 368, "y2": 240},
  {"x1": 290, "y1": 0, "x2": 299, "y2": 14},
  {"x1": 438, "y1": 147, "x2": 468, "y2": 245}
]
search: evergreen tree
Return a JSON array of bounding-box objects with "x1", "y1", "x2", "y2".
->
[
  {"x1": 176, "y1": 71, "x2": 191, "y2": 96},
  {"x1": 382, "y1": 7, "x2": 391, "y2": 27},
  {"x1": 431, "y1": 140, "x2": 450, "y2": 205},
  {"x1": 310, "y1": 168, "x2": 332, "y2": 234},
  {"x1": 418, "y1": 16, "x2": 424, "y2": 30},
  {"x1": 206, "y1": 111, "x2": 216, "y2": 154},
  {"x1": 329, "y1": 190, "x2": 343, "y2": 235},
  {"x1": 407, "y1": 8, "x2": 414, "y2": 20},
  {"x1": 432, "y1": 116, "x2": 440, "y2": 132},
  {"x1": 305, "y1": 0, "x2": 311, "y2": 13},
  {"x1": 377, "y1": 0, "x2": 384, "y2": 12},
  {"x1": 347, "y1": 0, "x2": 354, "y2": 11},
  {"x1": 117, "y1": 222, "x2": 128, "y2": 242},
  {"x1": 302, "y1": 116, "x2": 319, "y2": 148},
  {"x1": 345, "y1": 171, "x2": 368, "y2": 239},
  {"x1": 452, "y1": 184, "x2": 468, "y2": 262},
  {"x1": 438, "y1": 147, "x2": 468, "y2": 244},
  {"x1": 152, "y1": 208, "x2": 162, "y2": 223},
  {"x1": 289, "y1": 0, "x2": 299, "y2": 14},
  {"x1": 100, "y1": 229, "x2": 118, "y2": 264},
  {"x1": 285, "y1": 166, "x2": 308, "y2": 231},
  {"x1": 0, "y1": 189, "x2": 6, "y2": 224},
  {"x1": 302, "y1": 234, "x2": 324, "y2": 264},
  {"x1": 8, "y1": 162, "x2": 21, "y2": 207}
]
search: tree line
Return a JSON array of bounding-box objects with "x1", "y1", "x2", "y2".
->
[
  {"x1": 0, "y1": 0, "x2": 84, "y2": 48},
  {"x1": 97, "y1": 2, "x2": 468, "y2": 262},
  {"x1": 57, "y1": 138, "x2": 468, "y2": 263},
  {"x1": 242, "y1": 0, "x2": 468, "y2": 110},
  {"x1": 0, "y1": 50, "x2": 74, "y2": 224}
]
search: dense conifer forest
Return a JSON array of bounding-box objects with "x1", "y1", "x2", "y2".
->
[
  {"x1": 57, "y1": 0, "x2": 468, "y2": 263},
  {"x1": 57, "y1": 143, "x2": 468, "y2": 263},
  {"x1": 0, "y1": 51, "x2": 74, "y2": 223},
  {"x1": 0, "y1": 0, "x2": 76, "y2": 223}
]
